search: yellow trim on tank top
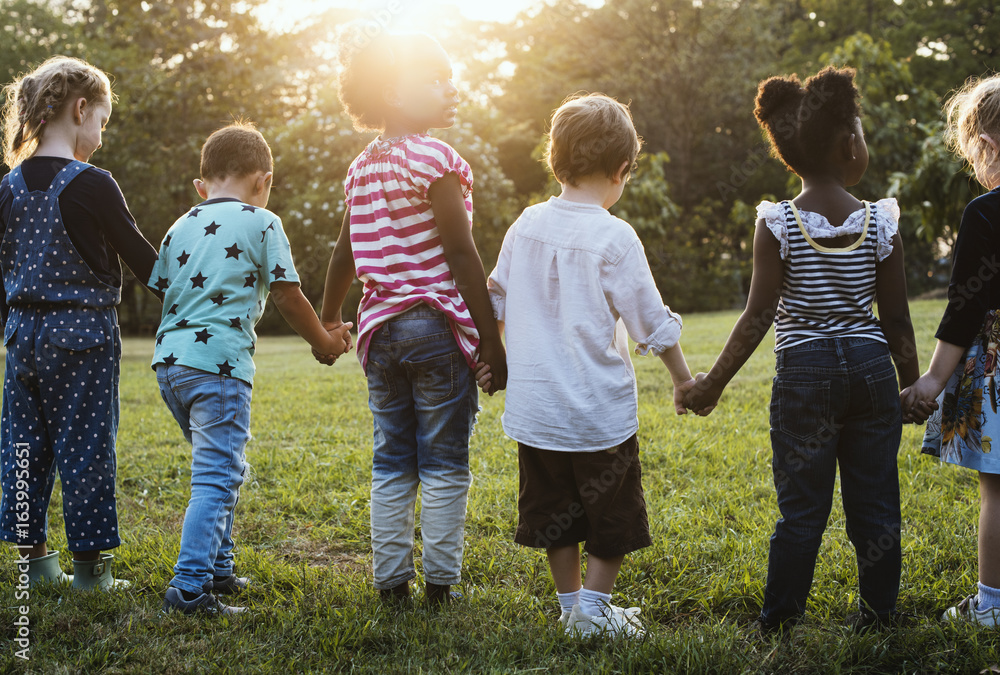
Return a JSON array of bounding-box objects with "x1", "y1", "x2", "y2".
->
[{"x1": 789, "y1": 201, "x2": 870, "y2": 253}]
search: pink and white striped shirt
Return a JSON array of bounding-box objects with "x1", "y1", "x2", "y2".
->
[{"x1": 345, "y1": 134, "x2": 479, "y2": 371}]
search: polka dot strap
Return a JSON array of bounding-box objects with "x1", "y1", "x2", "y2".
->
[
  {"x1": 46, "y1": 161, "x2": 91, "y2": 199},
  {"x1": 7, "y1": 165, "x2": 28, "y2": 196}
]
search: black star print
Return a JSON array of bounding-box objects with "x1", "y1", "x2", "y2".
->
[
  {"x1": 168, "y1": 304, "x2": 179, "y2": 315},
  {"x1": 156, "y1": 334, "x2": 164, "y2": 345},
  {"x1": 190, "y1": 271, "x2": 207, "y2": 288},
  {"x1": 224, "y1": 243, "x2": 243, "y2": 260},
  {"x1": 187, "y1": 207, "x2": 202, "y2": 218},
  {"x1": 177, "y1": 251, "x2": 190, "y2": 267},
  {"x1": 260, "y1": 222, "x2": 275, "y2": 242},
  {"x1": 204, "y1": 221, "x2": 221, "y2": 236},
  {"x1": 210, "y1": 292, "x2": 228, "y2": 306},
  {"x1": 271, "y1": 264, "x2": 287, "y2": 280},
  {"x1": 229, "y1": 317, "x2": 242, "y2": 329},
  {"x1": 194, "y1": 328, "x2": 213, "y2": 344},
  {"x1": 243, "y1": 273, "x2": 256, "y2": 288},
  {"x1": 250, "y1": 341, "x2": 255, "y2": 351},
  {"x1": 162, "y1": 234, "x2": 172, "y2": 248},
  {"x1": 176, "y1": 319, "x2": 190, "y2": 328},
  {"x1": 163, "y1": 353, "x2": 178, "y2": 365},
  {"x1": 217, "y1": 360, "x2": 235, "y2": 377},
  {"x1": 241, "y1": 204, "x2": 257, "y2": 213},
  {"x1": 153, "y1": 276, "x2": 169, "y2": 292}
]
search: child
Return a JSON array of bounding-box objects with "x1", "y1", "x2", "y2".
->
[
  {"x1": 152, "y1": 122, "x2": 351, "y2": 615},
  {"x1": 903, "y1": 74, "x2": 1000, "y2": 626},
  {"x1": 684, "y1": 67, "x2": 920, "y2": 633},
  {"x1": 318, "y1": 26, "x2": 505, "y2": 605},
  {"x1": 0, "y1": 56, "x2": 159, "y2": 590},
  {"x1": 476, "y1": 93, "x2": 693, "y2": 638}
]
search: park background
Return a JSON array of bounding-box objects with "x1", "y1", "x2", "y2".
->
[{"x1": 3, "y1": 0, "x2": 1000, "y2": 673}]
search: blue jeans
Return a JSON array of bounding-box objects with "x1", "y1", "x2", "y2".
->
[
  {"x1": 156, "y1": 365, "x2": 251, "y2": 594},
  {"x1": 761, "y1": 338, "x2": 902, "y2": 625},
  {"x1": 366, "y1": 306, "x2": 478, "y2": 589}
]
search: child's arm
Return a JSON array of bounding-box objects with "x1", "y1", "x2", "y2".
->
[
  {"x1": 429, "y1": 173, "x2": 507, "y2": 391},
  {"x1": 315, "y1": 209, "x2": 357, "y2": 365},
  {"x1": 684, "y1": 221, "x2": 783, "y2": 415},
  {"x1": 660, "y1": 342, "x2": 695, "y2": 415},
  {"x1": 271, "y1": 281, "x2": 352, "y2": 360},
  {"x1": 874, "y1": 233, "x2": 920, "y2": 389}
]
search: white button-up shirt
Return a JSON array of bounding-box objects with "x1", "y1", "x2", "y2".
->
[{"x1": 488, "y1": 197, "x2": 683, "y2": 452}]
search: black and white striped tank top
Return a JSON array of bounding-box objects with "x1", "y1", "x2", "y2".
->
[{"x1": 774, "y1": 200, "x2": 886, "y2": 351}]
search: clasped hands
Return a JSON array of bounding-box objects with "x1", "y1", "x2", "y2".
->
[{"x1": 312, "y1": 321, "x2": 354, "y2": 366}]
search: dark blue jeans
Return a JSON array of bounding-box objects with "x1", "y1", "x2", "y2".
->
[{"x1": 761, "y1": 337, "x2": 902, "y2": 626}]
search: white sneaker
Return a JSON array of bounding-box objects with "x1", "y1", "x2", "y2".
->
[
  {"x1": 558, "y1": 609, "x2": 572, "y2": 630},
  {"x1": 565, "y1": 603, "x2": 645, "y2": 638},
  {"x1": 942, "y1": 594, "x2": 1000, "y2": 626}
]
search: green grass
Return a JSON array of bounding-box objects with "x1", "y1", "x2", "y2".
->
[{"x1": 2, "y1": 299, "x2": 1000, "y2": 673}]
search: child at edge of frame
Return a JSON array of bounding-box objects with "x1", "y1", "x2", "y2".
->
[
  {"x1": 149, "y1": 121, "x2": 351, "y2": 615},
  {"x1": 476, "y1": 92, "x2": 695, "y2": 639},
  {"x1": 0, "y1": 55, "x2": 161, "y2": 591}
]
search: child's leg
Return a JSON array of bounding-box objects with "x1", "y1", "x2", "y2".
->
[
  {"x1": 367, "y1": 328, "x2": 421, "y2": 591},
  {"x1": 213, "y1": 466, "x2": 246, "y2": 577},
  {"x1": 0, "y1": 313, "x2": 61, "y2": 555},
  {"x1": 762, "y1": 372, "x2": 841, "y2": 625},
  {"x1": 582, "y1": 554, "x2": 625, "y2": 594},
  {"x1": 413, "y1": 351, "x2": 477, "y2": 589},
  {"x1": 978, "y1": 472, "x2": 1000, "y2": 590},
  {"x1": 157, "y1": 366, "x2": 251, "y2": 595},
  {"x1": 838, "y1": 352, "x2": 902, "y2": 616},
  {"x1": 547, "y1": 546, "x2": 582, "y2": 592}
]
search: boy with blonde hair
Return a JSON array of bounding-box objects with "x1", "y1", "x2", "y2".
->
[
  {"x1": 150, "y1": 122, "x2": 351, "y2": 614},
  {"x1": 477, "y1": 94, "x2": 695, "y2": 637}
]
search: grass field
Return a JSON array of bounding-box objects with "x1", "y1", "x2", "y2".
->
[{"x1": 3, "y1": 298, "x2": 1000, "y2": 673}]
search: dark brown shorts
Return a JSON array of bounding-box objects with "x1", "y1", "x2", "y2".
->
[{"x1": 513, "y1": 434, "x2": 652, "y2": 558}]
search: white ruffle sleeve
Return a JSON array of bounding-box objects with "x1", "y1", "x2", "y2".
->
[
  {"x1": 756, "y1": 200, "x2": 789, "y2": 260},
  {"x1": 872, "y1": 197, "x2": 900, "y2": 262}
]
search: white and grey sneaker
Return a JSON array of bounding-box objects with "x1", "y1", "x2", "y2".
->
[
  {"x1": 162, "y1": 586, "x2": 246, "y2": 616},
  {"x1": 942, "y1": 594, "x2": 1000, "y2": 627},
  {"x1": 565, "y1": 603, "x2": 645, "y2": 638}
]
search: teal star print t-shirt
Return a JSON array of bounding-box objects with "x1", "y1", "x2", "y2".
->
[{"x1": 148, "y1": 198, "x2": 300, "y2": 385}]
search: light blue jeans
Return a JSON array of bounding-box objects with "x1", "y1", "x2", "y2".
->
[
  {"x1": 156, "y1": 364, "x2": 251, "y2": 594},
  {"x1": 366, "y1": 306, "x2": 478, "y2": 590}
]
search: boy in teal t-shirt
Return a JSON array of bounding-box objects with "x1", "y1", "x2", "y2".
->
[{"x1": 149, "y1": 122, "x2": 351, "y2": 615}]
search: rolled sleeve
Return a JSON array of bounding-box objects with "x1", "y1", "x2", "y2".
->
[{"x1": 609, "y1": 240, "x2": 683, "y2": 355}]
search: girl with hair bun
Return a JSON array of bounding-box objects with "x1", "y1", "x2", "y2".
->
[
  {"x1": 320, "y1": 23, "x2": 506, "y2": 606},
  {"x1": 0, "y1": 56, "x2": 159, "y2": 590},
  {"x1": 685, "y1": 66, "x2": 922, "y2": 633},
  {"x1": 904, "y1": 73, "x2": 1000, "y2": 627}
]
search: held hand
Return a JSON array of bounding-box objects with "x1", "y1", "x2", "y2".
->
[
  {"x1": 477, "y1": 337, "x2": 507, "y2": 395},
  {"x1": 900, "y1": 383, "x2": 939, "y2": 425},
  {"x1": 684, "y1": 372, "x2": 720, "y2": 416},
  {"x1": 474, "y1": 361, "x2": 494, "y2": 395},
  {"x1": 313, "y1": 321, "x2": 354, "y2": 366},
  {"x1": 673, "y1": 378, "x2": 696, "y2": 415}
]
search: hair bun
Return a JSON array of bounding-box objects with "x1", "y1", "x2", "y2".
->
[
  {"x1": 803, "y1": 66, "x2": 860, "y2": 119},
  {"x1": 754, "y1": 75, "x2": 804, "y2": 125}
]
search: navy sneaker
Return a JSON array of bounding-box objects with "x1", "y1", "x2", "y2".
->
[
  {"x1": 207, "y1": 574, "x2": 250, "y2": 595},
  {"x1": 162, "y1": 586, "x2": 246, "y2": 616}
]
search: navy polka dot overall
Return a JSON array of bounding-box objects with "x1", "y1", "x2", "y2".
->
[{"x1": 0, "y1": 161, "x2": 123, "y2": 552}]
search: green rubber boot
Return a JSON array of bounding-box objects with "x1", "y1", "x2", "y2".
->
[
  {"x1": 21, "y1": 551, "x2": 73, "y2": 586},
  {"x1": 71, "y1": 553, "x2": 131, "y2": 591}
]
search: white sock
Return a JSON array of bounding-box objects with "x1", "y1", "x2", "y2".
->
[
  {"x1": 557, "y1": 589, "x2": 580, "y2": 614},
  {"x1": 978, "y1": 581, "x2": 1000, "y2": 609},
  {"x1": 579, "y1": 588, "x2": 612, "y2": 617}
]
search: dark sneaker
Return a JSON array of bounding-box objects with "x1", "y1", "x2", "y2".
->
[
  {"x1": 207, "y1": 574, "x2": 250, "y2": 595},
  {"x1": 379, "y1": 581, "x2": 410, "y2": 606},
  {"x1": 425, "y1": 582, "x2": 462, "y2": 606},
  {"x1": 847, "y1": 607, "x2": 912, "y2": 633},
  {"x1": 162, "y1": 586, "x2": 246, "y2": 616}
]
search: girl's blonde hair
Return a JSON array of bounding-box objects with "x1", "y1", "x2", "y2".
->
[
  {"x1": 2, "y1": 56, "x2": 114, "y2": 168},
  {"x1": 944, "y1": 75, "x2": 1000, "y2": 177}
]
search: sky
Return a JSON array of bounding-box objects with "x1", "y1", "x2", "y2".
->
[{"x1": 257, "y1": 0, "x2": 545, "y2": 30}]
